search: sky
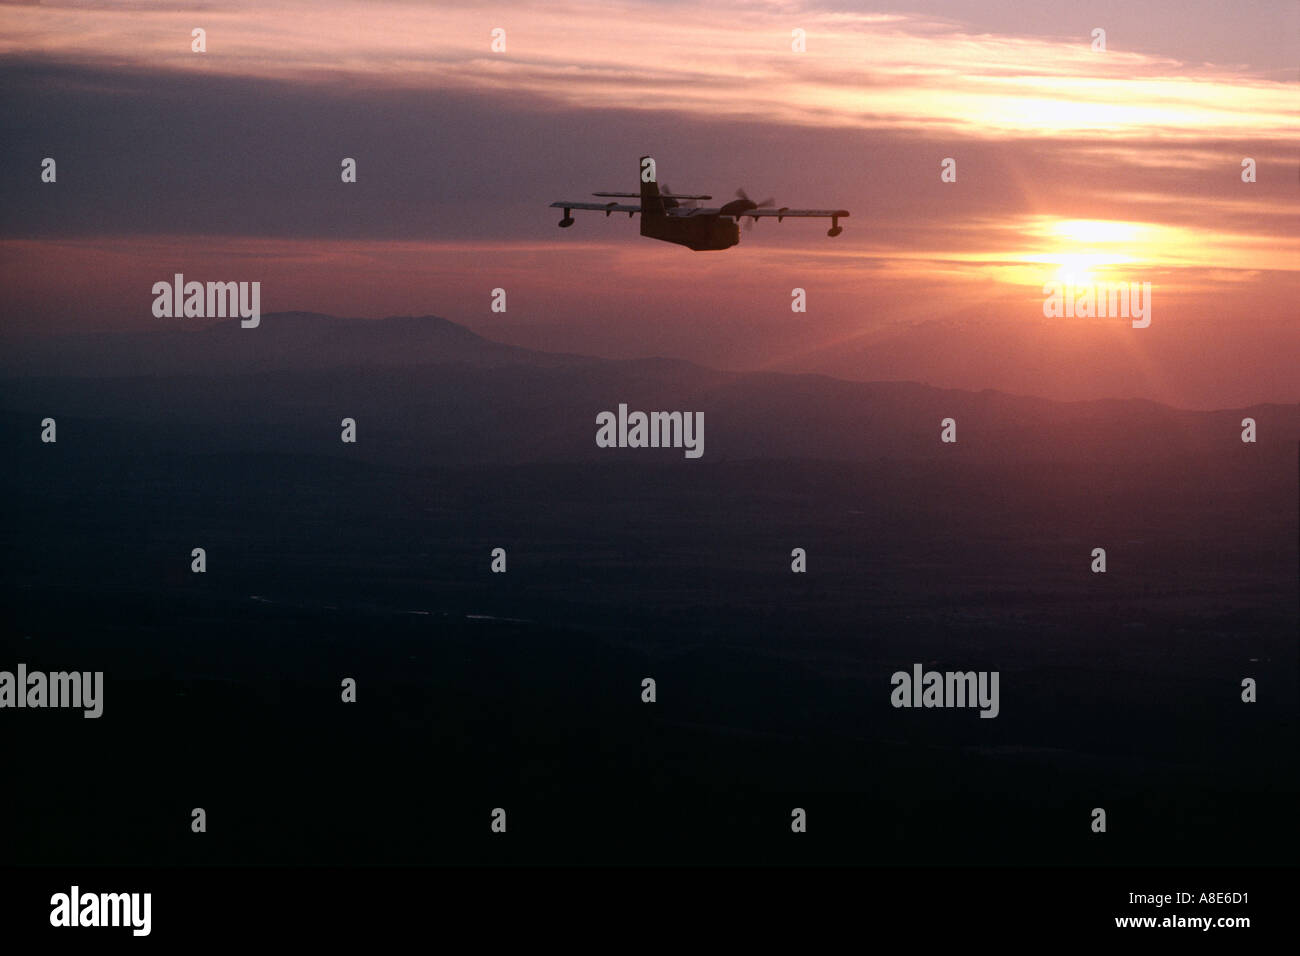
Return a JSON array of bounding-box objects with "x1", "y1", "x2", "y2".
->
[{"x1": 1, "y1": 0, "x2": 1297, "y2": 407}]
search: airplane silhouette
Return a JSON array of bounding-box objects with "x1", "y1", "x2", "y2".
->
[{"x1": 550, "y1": 156, "x2": 849, "y2": 251}]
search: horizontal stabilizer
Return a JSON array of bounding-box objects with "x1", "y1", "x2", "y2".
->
[{"x1": 593, "y1": 191, "x2": 712, "y2": 200}]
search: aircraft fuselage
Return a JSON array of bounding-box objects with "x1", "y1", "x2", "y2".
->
[{"x1": 642, "y1": 213, "x2": 740, "y2": 251}]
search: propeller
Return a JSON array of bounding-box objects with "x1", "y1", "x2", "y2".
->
[{"x1": 736, "y1": 188, "x2": 775, "y2": 229}]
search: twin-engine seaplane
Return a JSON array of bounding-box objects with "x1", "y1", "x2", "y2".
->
[{"x1": 550, "y1": 156, "x2": 850, "y2": 251}]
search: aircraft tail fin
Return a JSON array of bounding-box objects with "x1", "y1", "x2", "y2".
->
[{"x1": 639, "y1": 155, "x2": 665, "y2": 218}]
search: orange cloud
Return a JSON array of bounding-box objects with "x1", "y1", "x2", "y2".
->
[{"x1": 4, "y1": 0, "x2": 1296, "y2": 140}]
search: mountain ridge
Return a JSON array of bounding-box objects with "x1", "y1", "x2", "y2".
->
[
  {"x1": 5, "y1": 310, "x2": 1296, "y2": 418},
  {"x1": 2, "y1": 311, "x2": 1297, "y2": 467}
]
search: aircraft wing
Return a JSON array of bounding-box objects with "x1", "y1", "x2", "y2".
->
[
  {"x1": 550, "y1": 200, "x2": 641, "y2": 216},
  {"x1": 740, "y1": 208, "x2": 850, "y2": 221},
  {"x1": 667, "y1": 206, "x2": 849, "y2": 221}
]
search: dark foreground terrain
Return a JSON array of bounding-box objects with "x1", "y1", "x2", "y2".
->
[
  {"x1": 4, "y1": 454, "x2": 1295, "y2": 864},
  {"x1": 2, "y1": 316, "x2": 1296, "y2": 864}
]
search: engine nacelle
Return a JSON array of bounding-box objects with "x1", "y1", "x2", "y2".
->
[{"x1": 718, "y1": 198, "x2": 757, "y2": 217}]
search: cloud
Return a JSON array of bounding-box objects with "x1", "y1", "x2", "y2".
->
[{"x1": 3, "y1": 0, "x2": 1296, "y2": 140}]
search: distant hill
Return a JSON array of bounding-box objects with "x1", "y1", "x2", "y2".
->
[
  {"x1": 0, "y1": 312, "x2": 584, "y2": 378},
  {"x1": 1, "y1": 312, "x2": 1297, "y2": 466},
  {"x1": 774, "y1": 312, "x2": 1300, "y2": 412}
]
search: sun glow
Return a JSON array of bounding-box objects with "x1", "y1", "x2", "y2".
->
[
  {"x1": 1050, "y1": 220, "x2": 1144, "y2": 244},
  {"x1": 1054, "y1": 255, "x2": 1101, "y2": 285},
  {"x1": 1033, "y1": 219, "x2": 1149, "y2": 285}
]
